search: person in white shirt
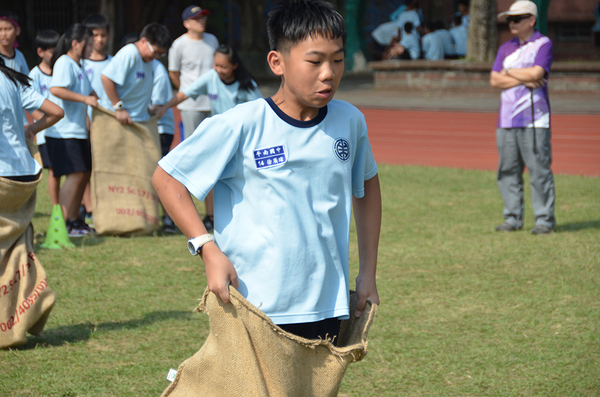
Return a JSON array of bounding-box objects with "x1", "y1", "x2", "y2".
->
[
  {"x1": 450, "y1": 14, "x2": 468, "y2": 57},
  {"x1": 168, "y1": 5, "x2": 219, "y2": 140}
]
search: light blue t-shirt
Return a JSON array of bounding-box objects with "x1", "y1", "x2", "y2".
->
[
  {"x1": 400, "y1": 33, "x2": 421, "y2": 60},
  {"x1": 396, "y1": 9, "x2": 421, "y2": 40},
  {"x1": 151, "y1": 60, "x2": 174, "y2": 135},
  {"x1": 2, "y1": 49, "x2": 30, "y2": 125},
  {"x1": 434, "y1": 29, "x2": 456, "y2": 57},
  {"x1": 159, "y1": 98, "x2": 378, "y2": 325},
  {"x1": 29, "y1": 65, "x2": 58, "y2": 145},
  {"x1": 0, "y1": 49, "x2": 29, "y2": 75},
  {"x1": 183, "y1": 69, "x2": 262, "y2": 117},
  {"x1": 0, "y1": 75, "x2": 45, "y2": 177},
  {"x1": 47, "y1": 55, "x2": 93, "y2": 140},
  {"x1": 422, "y1": 32, "x2": 444, "y2": 60},
  {"x1": 83, "y1": 55, "x2": 113, "y2": 120},
  {"x1": 101, "y1": 44, "x2": 153, "y2": 122},
  {"x1": 450, "y1": 25, "x2": 468, "y2": 56}
]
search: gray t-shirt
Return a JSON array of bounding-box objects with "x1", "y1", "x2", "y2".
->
[{"x1": 168, "y1": 33, "x2": 219, "y2": 112}]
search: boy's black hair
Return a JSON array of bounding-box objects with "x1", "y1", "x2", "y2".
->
[
  {"x1": 140, "y1": 23, "x2": 172, "y2": 50},
  {"x1": 267, "y1": 0, "x2": 346, "y2": 52},
  {"x1": 35, "y1": 30, "x2": 60, "y2": 51},
  {"x1": 82, "y1": 13, "x2": 110, "y2": 31},
  {"x1": 433, "y1": 20, "x2": 446, "y2": 31},
  {"x1": 0, "y1": 57, "x2": 30, "y2": 87},
  {"x1": 458, "y1": 0, "x2": 470, "y2": 7},
  {"x1": 121, "y1": 33, "x2": 139, "y2": 49},
  {"x1": 454, "y1": 14, "x2": 463, "y2": 26},
  {"x1": 215, "y1": 44, "x2": 257, "y2": 92},
  {"x1": 50, "y1": 23, "x2": 92, "y2": 69},
  {"x1": 404, "y1": 22, "x2": 414, "y2": 35}
]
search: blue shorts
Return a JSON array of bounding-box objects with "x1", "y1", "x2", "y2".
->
[{"x1": 37, "y1": 143, "x2": 52, "y2": 169}]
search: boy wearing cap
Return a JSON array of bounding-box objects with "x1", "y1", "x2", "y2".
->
[
  {"x1": 168, "y1": 5, "x2": 219, "y2": 140},
  {"x1": 490, "y1": 0, "x2": 555, "y2": 235}
]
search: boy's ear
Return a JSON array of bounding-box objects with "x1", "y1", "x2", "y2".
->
[
  {"x1": 267, "y1": 50, "x2": 284, "y2": 77},
  {"x1": 36, "y1": 47, "x2": 44, "y2": 58},
  {"x1": 15, "y1": 26, "x2": 21, "y2": 37}
]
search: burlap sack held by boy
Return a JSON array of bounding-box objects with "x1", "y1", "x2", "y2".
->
[
  {"x1": 90, "y1": 106, "x2": 161, "y2": 236},
  {"x1": 0, "y1": 173, "x2": 56, "y2": 349},
  {"x1": 161, "y1": 288, "x2": 377, "y2": 397}
]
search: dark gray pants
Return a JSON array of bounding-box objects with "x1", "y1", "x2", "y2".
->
[{"x1": 496, "y1": 128, "x2": 556, "y2": 229}]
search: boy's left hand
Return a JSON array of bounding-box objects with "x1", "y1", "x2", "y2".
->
[{"x1": 355, "y1": 273, "x2": 379, "y2": 318}]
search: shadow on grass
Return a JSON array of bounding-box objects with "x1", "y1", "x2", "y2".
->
[
  {"x1": 556, "y1": 220, "x2": 600, "y2": 232},
  {"x1": 35, "y1": 235, "x2": 107, "y2": 249},
  {"x1": 17, "y1": 311, "x2": 195, "y2": 349},
  {"x1": 33, "y1": 211, "x2": 50, "y2": 218}
]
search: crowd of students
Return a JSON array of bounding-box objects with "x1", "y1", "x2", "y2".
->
[
  {"x1": 370, "y1": 0, "x2": 470, "y2": 61},
  {"x1": 0, "y1": 6, "x2": 261, "y2": 237}
]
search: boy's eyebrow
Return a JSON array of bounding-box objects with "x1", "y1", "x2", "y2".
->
[{"x1": 305, "y1": 47, "x2": 345, "y2": 56}]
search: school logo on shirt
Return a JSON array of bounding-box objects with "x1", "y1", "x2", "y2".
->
[
  {"x1": 85, "y1": 67, "x2": 93, "y2": 79},
  {"x1": 39, "y1": 84, "x2": 48, "y2": 96},
  {"x1": 77, "y1": 73, "x2": 84, "y2": 81},
  {"x1": 136, "y1": 71, "x2": 146, "y2": 79},
  {"x1": 254, "y1": 145, "x2": 287, "y2": 170},
  {"x1": 333, "y1": 138, "x2": 350, "y2": 162},
  {"x1": 208, "y1": 93, "x2": 218, "y2": 101}
]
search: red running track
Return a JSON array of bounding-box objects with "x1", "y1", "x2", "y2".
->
[{"x1": 361, "y1": 108, "x2": 600, "y2": 177}]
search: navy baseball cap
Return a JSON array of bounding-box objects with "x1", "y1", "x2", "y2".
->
[{"x1": 182, "y1": 5, "x2": 209, "y2": 21}]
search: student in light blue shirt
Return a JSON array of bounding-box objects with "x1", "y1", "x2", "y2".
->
[
  {"x1": 101, "y1": 23, "x2": 171, "y2": 125},
  {"x1": 432, "y1": 21, "x2": 456, "y2": 59},
  {"x1": 156, "y1": 45, "x2": 262, "y2": 234},
  {"x1": 421, "y1": 22, "x2": 444, "y2": 60},
  {"x1": 30, "y1": 30, "x2": 61, "y2": 206},
  {"x1": 450, "y1": 14, "x2": 468, "y2": 57},
  {"x1": 48, "y1": 24, "x2": 98, "y2": 237},
  {"x1": 83, "y1": 14, "x2": 113, "y2": 122},
  {"x1": 153, "y1": 0, "x2": 381, "y2": 346},
  {"x1": 0, "y1": 59, "x2": 63, "y2": 181}
]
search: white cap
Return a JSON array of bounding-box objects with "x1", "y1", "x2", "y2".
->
[{"x1": 498, "y1": 1, "x2": 538, "y2": 19}]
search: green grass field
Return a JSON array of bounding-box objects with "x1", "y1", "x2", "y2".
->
[{"x1": 2, "y1": 165, "x2": 599, "y2": 396}]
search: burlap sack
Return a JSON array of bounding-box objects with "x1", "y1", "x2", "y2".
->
[
  {"x1": 90, "y1": 106, "x2": 161, "y2": 236},
  {"x1": 161, "y1": 288, "x2": 377, "y2": 397},
  {"x1": 0, "y1": 174, "x2": 56, "y2": 349}
]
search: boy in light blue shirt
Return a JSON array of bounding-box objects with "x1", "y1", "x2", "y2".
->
[
  {"x1": 153, "y1": 0, "x2": 381, "y2": 343},
  {"x1": 421, "y1": 22, "x2": 444, "y2": 60},
  {"x1": 83, "y1": 14, "x2": 113, "y2": 121},
  {"x1": 101, "y1": 23, "x2": 171, "y2": 124}
]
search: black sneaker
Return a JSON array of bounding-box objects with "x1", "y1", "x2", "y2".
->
[
  {"x1": 161, "y1": 214, "x2": 178, "y2": 235},
  {"x1": 203, "y1": 215, "x2": 214, "y2": 233},
  {"x1": 531, "y1": 225, "x2": 554, "y2": 235},
  {"x1": 495, "y1": 222, "x2": 522, "y2": 232},
  {"x1": 67, "y1": 219, "x2": 95, "y2": 237}
]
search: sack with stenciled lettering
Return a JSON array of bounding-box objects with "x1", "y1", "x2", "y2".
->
[
  {"x1": 0, "y1": 174, "x2": 56, "y2": 349},
  {"x1": 90, "y1": 106, "x2": 162, "y2": 236}
]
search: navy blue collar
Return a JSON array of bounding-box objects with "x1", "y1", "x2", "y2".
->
[{"x1": 265, "y1": 97, "x2": 327, "y2": 128}]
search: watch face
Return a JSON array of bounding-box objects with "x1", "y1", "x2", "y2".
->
[{"x1": 188, "y1": 240, "x2": 197, "y2": 255}]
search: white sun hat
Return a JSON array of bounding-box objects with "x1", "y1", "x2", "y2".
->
[{"x1": 498, "y1": 1, "x2": 538, "y2": 19}]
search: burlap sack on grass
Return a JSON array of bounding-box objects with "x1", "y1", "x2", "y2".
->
[
  {"x1": 161, "y1": 287, "x2": 377, "y2": 397},
  {"x1": 0, "y1": 174, "x2": 56, "y2": 349},
  {"x1": 90, "y1": 106, "x2": 161, "y2": 236}
]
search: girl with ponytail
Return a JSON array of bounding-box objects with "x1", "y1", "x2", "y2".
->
[
  {"x1": 47, "y1": 23, "x2": 98, "y2": 237},
  {"x1": 154, "y1": 44, "x2": 261, "y2": 231}
]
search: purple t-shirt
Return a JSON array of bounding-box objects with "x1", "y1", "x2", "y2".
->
[{"x1": 492, "y1": 31, "x2": 553, "y2": 129}]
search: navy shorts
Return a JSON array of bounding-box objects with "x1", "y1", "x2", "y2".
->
[
  {"x1": 160, "y1": 133, "x2": 174, "y2": 158},
  {"x1": 278, "y1": 318, "x2": 342, "y2": 345},
  {"x1": 45, "y1": 137, "x2": 92, "y2": 178},
  {"x1": 37, "y1": 143, "x2": 52, "y2": 169}
]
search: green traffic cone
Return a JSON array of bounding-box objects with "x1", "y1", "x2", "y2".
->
[{"x1": 41, "y1": 204, "x2": 75, "y2": 249}]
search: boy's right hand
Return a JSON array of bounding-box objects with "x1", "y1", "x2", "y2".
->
[
  {"x1": 201, "y1": 242, "x2": 239, "y2": 304},
  {"x1": 115, "y1": 109, "x2": 133, "y2": 125}
]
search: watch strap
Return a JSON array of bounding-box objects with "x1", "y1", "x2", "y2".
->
[{"x1": 188, "y1": 234, "x2": 216, "y2": 256}]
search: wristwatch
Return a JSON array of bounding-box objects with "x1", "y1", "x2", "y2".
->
[
  {"x1": 188, "y1": 234, "x2": 216, "y2": 256},
  {"x1": 112, "y1": 100, "x2": 124, "y2": 111}
]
